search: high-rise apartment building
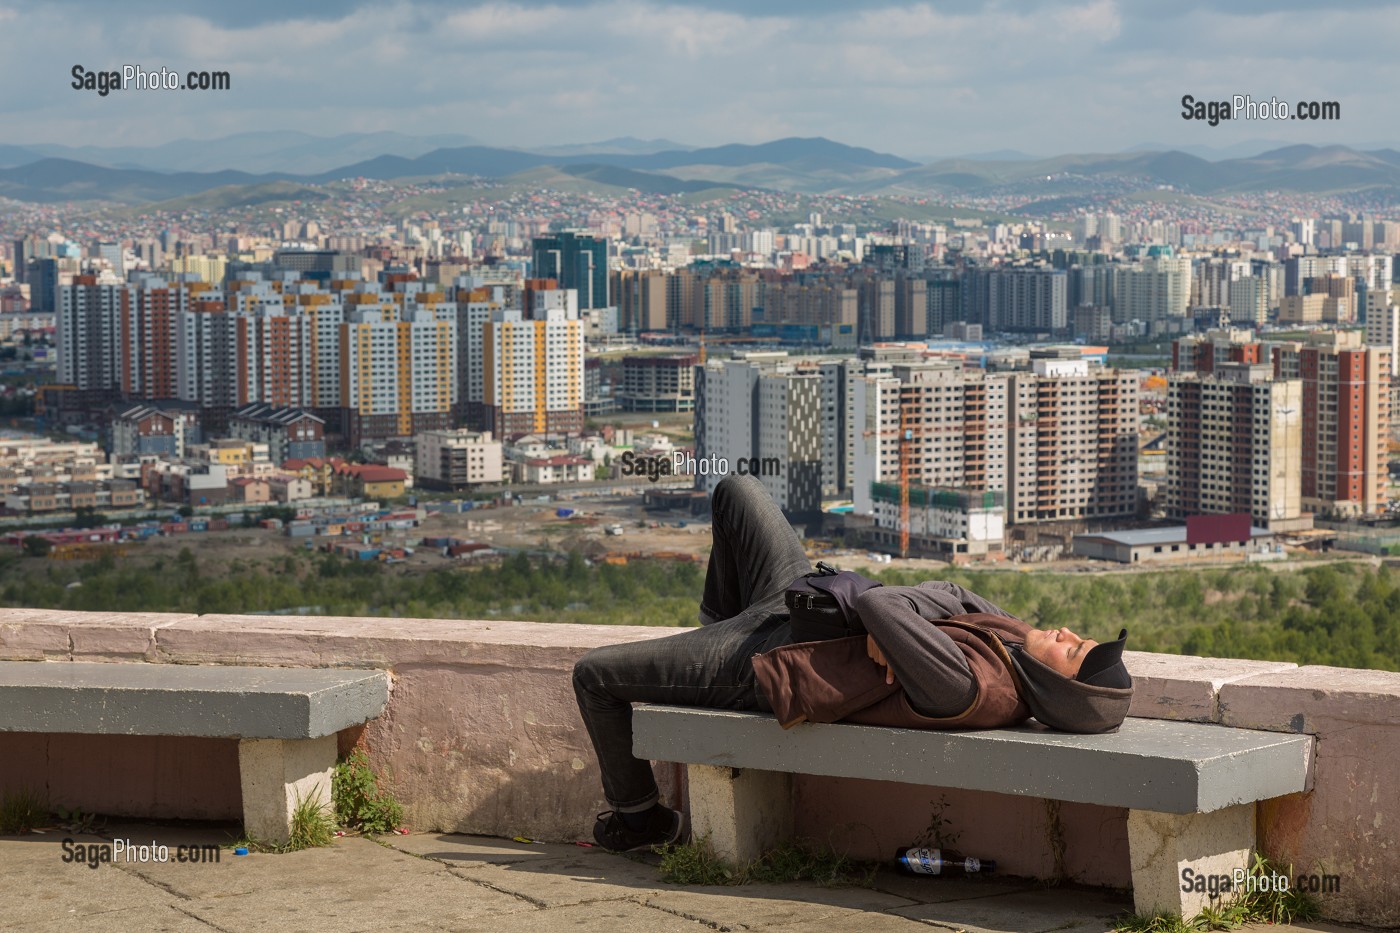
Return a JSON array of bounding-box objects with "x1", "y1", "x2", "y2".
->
[
  {"x1": 1364, "y1": 292, "x2": 1400, "y2": 365},
  {"x1": 852, "y1": 365, "x2": 1012, "y2": 523},
  {"x1": 851, "y1": 356, "x2": 1138, "y2": 528},
  {"x1": 693, "y1": 353, "x2": 822, "y2": 521},
  {"x1": 758, "y1": 280, "x2": 858, "y2": 346},
  {"x1": 234, "y1": 307, "x2": 314, "y2": 409},
  {"x1": 57, "y1": 275, "x2": 125, "y2": 396},
  {"x1": 618, "y1": 355, "x2": 697, "y2": 413},
  {"x1": 27, "y1": 258, "x2": 65, "y2": 314},
  {"x1": 339, "y1": 307, "x2": 456, "y2": 445},
  {"x1": 963, "y1": 267, "x2": 1067, "y2": 333},
  {"x1": 1228, "y1": 277, "x2": 1268, "y2": 327},
  {"x1": 856, "y1": 276, "x2": 896, "y2": 341},
  {"x1": 1165, "y1": 364, "x2": 1303, "y2": 529},
  {"x1": 1193, "y1": 258, "x2": 1250, "y2": 309},
  {"x1": 1272, "y1": 331, "x2": 1390, "y2": 517},
  {"x1": 612, "y1": 269, "x2": 668, "y2": 333},
  {"x1": 531, "y1": 232, "x2": 608, "y2": 310},
  {"x1": 450, "y1": 283, "x2": 501, "y2": 431},
  {"x1": 1112, "y1": 255, "x2": 1191, "y2": 325},
  {"x1": 1007, "y1": 358, "x2": 1139, "y2": 523},
  {"x1": 481, "y1": 303, "x2": 583, "y2": 438},
  {"x1": 925, "y1": 270, "x2": 962, "y2": 335}
]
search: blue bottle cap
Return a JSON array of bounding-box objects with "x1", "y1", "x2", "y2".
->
[{"x1": 234, "y1": 847, "x2": 249, "y2": 856}]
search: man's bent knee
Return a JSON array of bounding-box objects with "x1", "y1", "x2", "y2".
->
[
  {"x1": 572, "y1": 648, "x2": 609, "y2": 697},
  {"x1": 711, "y1": 473, "x2": 768, "y2": 515}
]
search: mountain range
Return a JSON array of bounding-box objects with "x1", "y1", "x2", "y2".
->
[
  {"x1": 3, "y1": 136, "x2": 1400, "y2": 208},
  {"x1": 0, "y1": 132, "x2": 692, "y2": 175}
]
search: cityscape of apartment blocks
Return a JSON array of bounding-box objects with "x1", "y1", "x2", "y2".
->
[
  {"x1": 51, "y1": 266, "x2": 587, "y2": 446},
  {"x1": 10, "y1": 208, "x2": 1400, "y2": 342},
  {"x1": 5, "y1": 202, "x2": 1400, "y2": 557}
]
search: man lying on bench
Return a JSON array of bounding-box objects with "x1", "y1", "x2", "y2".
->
[{"x1": 572, "y1": 474, "x2": 1134, "y2": 853}]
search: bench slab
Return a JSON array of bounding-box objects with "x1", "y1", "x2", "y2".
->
[
  {"x1": 633, "y1": 706, "x2": 1313, "y2": 814},
  {"x1": 636, "y1": 706, "x2": 1316, "y2": 915},
  {"x1": 0, "y1": 661, "x2": 389, "y2": 740}
]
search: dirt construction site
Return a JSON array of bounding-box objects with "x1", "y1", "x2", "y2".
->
[
  {"x1": 125, "y1": 486, "x2": 967, "y2": 579},
  {"x1": 130, "y1": 487, "x2": 1375, "y2": 581}
]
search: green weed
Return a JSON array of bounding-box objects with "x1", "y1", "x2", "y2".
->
[
  {"x1": 332, "y1": 748, "x2": 404, "y2": 834},
  {"x1": 54, "y1": 805, "x2": 105, "y2": 834}
]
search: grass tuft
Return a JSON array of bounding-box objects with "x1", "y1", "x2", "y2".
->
[
  {"x1": 656, "y1": 835, "x2": 740, "y2": 885},
  {"x1": 287, "y1": 792, "x2": 336, "y2": 850},
  {"x1": 230, "y1": 791, "x2": 338, "y2": 854},
  {"x1": 0, "y1": 788, "x2": 48, "y2": 835},
  {"x1": 1114, "y1": 912, "x2": 1200, "y2": 933},
  {"x1": 657, "y1": 835, "x2": 877, "y2": 888}
]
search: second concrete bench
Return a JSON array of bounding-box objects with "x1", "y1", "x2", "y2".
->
[
  {"x1": 633, "y1": 705, "x2": 1314, "y2": 916},
  {"x1": 0, "y1": 660, "x2": 390, "y2": 844}
]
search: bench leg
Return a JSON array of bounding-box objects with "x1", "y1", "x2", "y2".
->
[
  {"x1": 238, "y1": 736, "x2": 336, "y2": 846},
  {"x1": 1127, "y1": 804, "x2": 1255, "y2": 917},
  {"x1": 686, "y1": 764, "x2": 793, "y2": 865},
  {"x1": 686, "y1": 762, "x2": 795, "y2": 862}
]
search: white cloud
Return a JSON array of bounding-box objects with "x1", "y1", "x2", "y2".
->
[{"x1": 1, "y1": 0, "x2": 1397, "y2": 156}]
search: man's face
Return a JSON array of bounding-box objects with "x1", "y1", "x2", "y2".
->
[{"x1": 1024, "y1": 627, "x2": 1098, "y2": 678}]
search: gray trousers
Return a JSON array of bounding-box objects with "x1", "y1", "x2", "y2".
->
[{"x1": 571, "y1": 474, "x2": 811, "y2": 812}]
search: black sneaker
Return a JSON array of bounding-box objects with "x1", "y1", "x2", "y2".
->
[{"x1": 592, "y1": 806, "x2": 687, "y2": 852}]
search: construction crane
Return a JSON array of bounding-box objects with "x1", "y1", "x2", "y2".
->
[
  {"x1": 864, "y1": 394, "x2": 920, "y2": 559},
  {"x1": 900, "y1": 421, "x2": 913, "y2": 559}
]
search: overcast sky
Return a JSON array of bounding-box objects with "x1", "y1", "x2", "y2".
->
[{"x1": 3, "y1": 0, "x2": 1397, "y2": 159}]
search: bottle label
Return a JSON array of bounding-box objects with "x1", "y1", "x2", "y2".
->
[
  {"x1": 964, "y1": 858, "x2": 980, "y2": 873},
  {"x1": 902, "y1": 847, "x2": 942, "y2": 875}
]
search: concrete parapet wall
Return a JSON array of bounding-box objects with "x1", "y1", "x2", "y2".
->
[{"x1": 0, "y1": 608, "x2": 1395, "y2": 925}]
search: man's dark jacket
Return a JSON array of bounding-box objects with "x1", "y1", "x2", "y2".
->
[{"x1": 752, "y1": 594, "x2": 1133, "y2": 734}]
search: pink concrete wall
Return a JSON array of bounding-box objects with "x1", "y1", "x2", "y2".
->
[
  {"x1": 1219, "y1": 665, "x2": 1400, "y2": 929},
  {"x1": 0, "y1": 609, "x2": 1396, "y2": 924}
]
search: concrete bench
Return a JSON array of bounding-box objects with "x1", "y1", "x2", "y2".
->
[
  {"x1": 633, "y1": 706, "x2": 1314, "y2": 916},
  {"x1": 0, "y1": 661, "x2": 389, "y2": 844}
]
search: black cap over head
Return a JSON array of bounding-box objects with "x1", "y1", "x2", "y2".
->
[{"x1": 1075, "y1": 628, "x2": 1130, "y2": 688}]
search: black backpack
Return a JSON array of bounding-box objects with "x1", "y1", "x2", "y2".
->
[{"x1": 784, "y1": 561, "x2": 883, "y2": 642}]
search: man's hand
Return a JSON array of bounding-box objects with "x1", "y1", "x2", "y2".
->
[{"x1": 866, "y1": 633, "x2": 897, "y2": 686}]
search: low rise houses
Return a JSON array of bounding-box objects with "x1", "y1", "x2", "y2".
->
[
  {"x1": 515, "y1": 454, "x2": 592, "y2": 485},
  {"x1": 228, "y1": 405, "x2": 326, "y2": 465},
  {"x1": 110, "y1": 406, "x2": 201, "y2": 460},
  {"x1": 0, "y1": 438, "x2": 146, "y2": 515},
  {"x1": 268, "y1": 475, "x2": 314, "y2": 503},
  {"x1": 281, "y1": 457, "x2": 408, "y2": 499},
  {"x1": 141, "y1": 461, "x2": 230, "y2": 507},
  {"x1": 504, "y1": 435, "x2": 593, "y2": 484},
  {"x1": 4, "y1": 479, "x2": 142, "y2": 515}
]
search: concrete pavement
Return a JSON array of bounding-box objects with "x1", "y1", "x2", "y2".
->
[{"x1": 0, "y1": 820, "x2": 1368, "y2": 933}]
